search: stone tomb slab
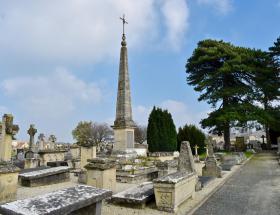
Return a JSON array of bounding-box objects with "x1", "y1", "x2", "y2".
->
[
  {"x1": 198, "y1": 176, "x2": 215, "y2": 188},
  {"x1": 18, "y1": 166, "x2": 70, "y2": 187},
  {"x1": 111, "y1": 182, "x2": 154, "y2": 208},
  {"x1": 221, "y1": 163, "x2": 235, "y2": 171},
  {"x1": 153, "y1": 172, "x2": 197, "y2": 212},
  {"x1": 0, "y1": 185, "x2": 112, "y2": 215}
]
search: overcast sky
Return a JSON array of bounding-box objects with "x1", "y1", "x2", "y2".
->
[{"x1": 0, "y1": 0, "x2": 280, "y2": 142}]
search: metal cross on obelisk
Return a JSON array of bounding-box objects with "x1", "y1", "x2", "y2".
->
[{"x1": 120, "y1": 14, "x2": 128, "y2": 35}]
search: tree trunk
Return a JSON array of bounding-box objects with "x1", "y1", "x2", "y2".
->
[
  {"x1": 265, "y1": 125, "x2": 271, "y2": 150},
  {"x1": 223, "y1": 95, "x2": 231, "y2": 151},
  {"x1": 264, "y1": 98, "x2": 271, "y2": 149},
  {"x1": 224, "y1": 122, "x2": 231, "y2": 151}
]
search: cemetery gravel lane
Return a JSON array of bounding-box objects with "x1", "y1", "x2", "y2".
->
[{"x1": 194, "y1": 152, "x2": 280, "y2": 215}]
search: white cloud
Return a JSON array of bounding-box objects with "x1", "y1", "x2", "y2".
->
[
  {"x1": 2, "y1": 67, "x2": 102, "y2": 118},
  {"x1": 197, "y1": 0, "x2": 233, "y2": 14},
  {"x1": 161, "y1": 0, "x2": 189, "y2": 50},
  {"x1": 0, "y1": 0, "x2": 189, "y2": 65},
  {"x1": 133, "y1": 100, "x2": 209, "y2": 129}
]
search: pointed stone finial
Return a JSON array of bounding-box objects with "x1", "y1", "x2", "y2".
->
[
  {"x1": 113, "y1": 14, "x2": 135, "y2": 129},
  {"x1": 178, "y1": 141, "x2": 196, "y2": 173}
]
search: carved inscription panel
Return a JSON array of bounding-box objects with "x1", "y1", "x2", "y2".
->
[{"x1": 158, "y1": 191, "x2": 172, "y2": 206}]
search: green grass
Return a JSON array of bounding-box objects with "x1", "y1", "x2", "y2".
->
[
  {"x1": 199, "y1": 152, "x2": 207, "y2": 160},
  {"x1": 244, "y1": 151, "x2": 253, "y2": 158}
]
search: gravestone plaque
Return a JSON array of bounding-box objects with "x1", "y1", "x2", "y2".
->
[
  {"x1": 235, "y1": 136, "x2": 246, "y2": 151},
  {"x1": 127, "y1": 131, "x2": 134, "y2": 148}
]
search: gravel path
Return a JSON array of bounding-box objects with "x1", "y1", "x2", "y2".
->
[{"x1": 194, "y1": 152, "x2": 280, "y2": 215}]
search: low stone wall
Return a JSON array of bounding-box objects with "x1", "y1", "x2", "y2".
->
[{"x1": 19, "y1": 166, "x2": 70, "y2": 187}]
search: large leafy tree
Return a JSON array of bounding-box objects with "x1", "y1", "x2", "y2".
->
[
  {"x1": 186, "y1": 40, "x2": 254, "y2": 151},
  {"x1": 177, "y1": 124, "x2": 206, "y2": 154},
  {"x1": 147, "y1": 107, "x2": 177, "y2": 152},
  {"x1": 248, "y1": 49, "x2": 280, "y2": 148},
  {"x1": 134, "y1": 124, "x2": 147, "y2": 144},
  {"x1": 72, "y1": 121, "x2": 112, "y2": 150}
]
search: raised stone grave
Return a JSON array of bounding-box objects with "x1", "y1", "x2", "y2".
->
[
  {"x1": 153, "y1": 141, "x2": 197, "y2": 212},
  {"x1": 85, "y1": 158, "x2": 116, "y2": 192},
  {"x1": 0, "y1": 185, "x2": 112, "y2": 215},
  {"x1": 220, "y1": 153, "x2": 244, "y2": 171},
  {"x1": 0, "y1": 161, "x2": 20, "y2": 204},
  {"x1": 18, "y1": 166, "x2": 70, "y2": 187},
  {"x1": 232, "y1": 152, "x2": 246, "y2": 163},
  {"x1": 154, "y1": 172, "x2": 197, "y2": 212},
  {"x1": 111, "y1": 182, "x2": 154, "y2": 208}
]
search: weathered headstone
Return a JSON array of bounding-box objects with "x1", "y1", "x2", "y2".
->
[
  {"x1": 178, "y1": 141, "x2": 195, "y2": 173},
  {"x1": 0, "y1": 114, "x2": 19, "y2": 161},
  {"x1": 25, "y1": 124, "x2": 37, "y2": 159},
  {"x1": 202, "y1": 138, "x2": 222, "y2": 178},
  {"x1": 0, "y1": 114, "x2": 20, "y2": 204},
  {"x1": 25, "y1": 124, "x2": 40, "y2": 169},
  {"x1": 235, "y1": 136, "x2": 246, "y2": 151},
  {"x1": 85, "y1": 158, "x2": 116, "y2": 192}
]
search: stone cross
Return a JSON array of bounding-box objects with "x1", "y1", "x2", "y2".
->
[
  {"x1": 0, "y1": 114, "x2": 19, "y2": 161},
  {"x1": 194, "y1": 145, "x2": 199, "y2": 157},
  {"x1": 27, "y1": 124, "x2": 37, "y2": 151},
  {"x1": 178, "y1": 141, "x2": 195, "y2": 173},
  {"x1": 120, "y1": 14, "x2": 128, "y2": 35}
]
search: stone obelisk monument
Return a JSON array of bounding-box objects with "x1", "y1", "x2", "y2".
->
[{"x1": 112, "y1": 15, "x2": 136, "y2": 151}]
